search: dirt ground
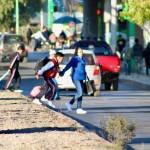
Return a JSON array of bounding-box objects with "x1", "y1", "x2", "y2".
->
[{"x1": 0, "y1": 91, "x2": 115, "y2": 150}]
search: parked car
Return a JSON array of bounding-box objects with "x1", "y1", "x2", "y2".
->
[
  {"x1": 55, "y1": 49, "x2": 101, "y2": 96},
  {"x1": 71, "y1": 40, "x2": 121, "y2": 91},
  {"x1": 0, "y1": 33, "x2": 27, "y2": 62}
]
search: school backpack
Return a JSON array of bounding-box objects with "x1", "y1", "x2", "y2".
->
[
  {"x1": 29, "y1": 85, "x2": 47, "y2": 99},
  {"x1": 34, "y1": 56, "x2": 50, "y2": 73}
]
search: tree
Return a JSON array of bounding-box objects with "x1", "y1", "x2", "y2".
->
[
  {"x1": 62, "y1": 0, "x2": 83, "y2": 13},
  {"x1": 0, "y1": 0, "x2": 45, "y2": 31},
  {"x1": 19, "y1": 0, "x2": 45, "y2": 26},
  {"x1": 120, "y1": 0, "x2": 150, "y2": 26},
  {"x1": 120, "y1": 0, "x2": 150, "y2": 43}
]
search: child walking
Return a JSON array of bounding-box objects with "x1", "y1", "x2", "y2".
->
[
  {"x1": 59, "y1": 47, "x2": 87, "y2": 114},
  {"x1": 3, "y1": 43, "x2": 26, "y2": 92},
  {"x1": 35, "y1": 52, "x2": 64, "y2": 108}
]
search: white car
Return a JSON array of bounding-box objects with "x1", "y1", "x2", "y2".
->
[{"x1": 56, "y1": 49, "x2": 101, "y2": 96}]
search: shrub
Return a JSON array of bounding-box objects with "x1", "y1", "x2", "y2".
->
[{"x1": 100, "y1": 115, "x2": 136, "y2": 150}]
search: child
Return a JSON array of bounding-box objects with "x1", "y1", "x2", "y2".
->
[
  {"x1": 35, "y1": 52, "x2": 64, "y2": 108},
  {"x1": 3, "y1": 43, "x2": 26, "y2": 92},
  {"x1": 49, "y1": 50, "x2": 60, "y2": 100},
  {"x1": 59, "y1": 47, "x2": 87, "y2": 114}
]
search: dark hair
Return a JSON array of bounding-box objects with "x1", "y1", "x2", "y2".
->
[
  {"x1": 56, "y1": 52, "x2": 64, "y2": 57},
  {"x1": 17, "y1": 43, "x2": 25, "y2": 51},
  {"x1": 74, "y1": 47, "x2": 83, "y2": 56},
  {"x1": 135, "y1": 38, "x2": 139, "y2": 43},
  {"x1": 43, "y1": 26, "x2": 47, "y2": 30},
  {"x1": 146, "y1": 42, "x2": 150, "y2": 49},
  {"x1": 118, "y1": 34, "x2": 122, "y2": 38}
]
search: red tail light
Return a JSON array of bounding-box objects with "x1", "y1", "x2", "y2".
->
[{"x1": 93, "y1": 65, "x2": 101, "y2": 76}]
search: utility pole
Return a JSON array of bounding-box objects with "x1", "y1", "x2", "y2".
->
[
  {"x1": 97, "y1": 0, "x2": 103, "y2": 40},
  {"x1": 128, "y1": 21, "x2": 135, "y2": 48},
  {"x1": 104, "y1": 0, "x2": 111, "y2": 44},
  {"x1": 48, "y1": 0, "x2": 54, "y2": 29},
  {"x1": 15, "y1": 0, "x2": 19, "y2": 35},
  {"x1": 110, "y1": 0, "x2": 117, "y2": 52},
  {"x1": 40, "y1": 8, "x2": 44, "y2": 30}
]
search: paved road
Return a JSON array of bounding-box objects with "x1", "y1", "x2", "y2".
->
[
  {"x1": 0, "y1": 78, "x2": 150, "y2": 150},
  {"x1": 54, "y1": 91, "x2": 150, "y2": 150}
]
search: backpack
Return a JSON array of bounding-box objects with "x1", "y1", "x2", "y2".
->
[{"x1": 34, "y1": 57, "x2": 50, "y2": 73}]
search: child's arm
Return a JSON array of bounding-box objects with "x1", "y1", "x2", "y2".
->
[
  {"x1": 9, "y1": 53, "x2": 18, "y2": 70},
  {"x1": 59, "y1": 57, "x2": 75, "y2": 76},
  {"x1": 38, "y1": 61, "x2": 54, "y2": 75}
]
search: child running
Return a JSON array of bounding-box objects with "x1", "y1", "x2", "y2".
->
[
  {"x1": 3, "y1": 43, "x2": 26, "y2": 92},
  {"x1": 35, "y1": 52, "x2": 64, "y2": 108}
]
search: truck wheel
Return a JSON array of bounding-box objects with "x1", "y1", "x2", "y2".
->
[
  {"x1": 105, "y1": 83, "x2": 111, "y2": 90},
  {"x1": 111, "y1": 80, "x2": 119, "y2": 91}
]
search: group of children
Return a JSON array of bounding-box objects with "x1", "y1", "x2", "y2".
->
[{"x1": 2, "y1": 43, "x2": 87, "y2": 114}]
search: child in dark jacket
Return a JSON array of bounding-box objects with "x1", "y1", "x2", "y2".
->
[
  {"x1": 59, "y1": 47, "x2": 87, "y2": 114},
  {"x1": 35, "y1": 52, "x2": 64, "y2": 108},
  {"x1": 3, "y1": 43, "x2": 25, "y2": 92}
]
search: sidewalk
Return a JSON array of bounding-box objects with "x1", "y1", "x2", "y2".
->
[
  {"x1": 120, "y1": 72, "x2": 150, "y2": 86},
  {"x1": 0, "y1": 91, "x2": 115, "y2": 150}
]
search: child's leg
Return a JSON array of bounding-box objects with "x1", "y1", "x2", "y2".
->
[
  {"x1": 14, "y1": 71, "x2": 21, "y2": 89},
  {"x1": 77, "y1": 96, "x2": 82, "y2": 109},
  {"x1": 52, "y1": 78, "x2": 60, "y2": 100},
  {"x1": 69, "y1": 80, "x2": 83, "y2": 106},
  {"x1": 45, "y1": 78, "x2": 56, "y2": 101},
  {"x1": 4, "y1": 69, "x2": 16, "y2": 90}
]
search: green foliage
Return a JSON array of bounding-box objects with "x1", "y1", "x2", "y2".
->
[
  {"x1": 101, "y1": 115, "x2": 136, "y2": 149},
  {"x1": 0, "y1": 0, "x2": 46, "y2": 31},
  {"x1": 19, "y1": 0, "x2": 45, "y2": 26},
  {"x1": 120, "y1": 0, "x2": 150, "y2": 25}
]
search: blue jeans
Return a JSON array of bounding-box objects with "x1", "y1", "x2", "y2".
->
[{"x1": 70, "y1": 80, "x2": 83, "y2": 109}]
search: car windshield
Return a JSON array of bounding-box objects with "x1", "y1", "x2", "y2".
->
[
  {"x1": 61, "y1": 53, "x2": 95, "y2": 65},
  {"x1": 71, "y1": 41, "x2": 113, "y2": 56},
  {"x1": 3, "y1": 35, "x2": 23, "y2": 44},
  {"x1": 93, "y1": 47, "x2": 112, "y2": 56}
]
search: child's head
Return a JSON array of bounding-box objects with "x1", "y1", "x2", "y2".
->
[
  {"x1": 55, "y1": 52, "x2": 64, "y2": 64},
  {"x1": 74, "y1": 47, "x2": 83, "y2": 57},
  {"x1": 17, "y1": 43, "x2": 25, "y2": 54}
]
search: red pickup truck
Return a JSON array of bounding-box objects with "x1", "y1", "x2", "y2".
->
[{"x1": 71, "y1": 40, "x2": 121, "y2": 90}]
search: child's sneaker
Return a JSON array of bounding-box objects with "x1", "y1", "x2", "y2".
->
[
  {"x1": 40, "y1": 96, "x2": 55, "y2": 108},
  {"x1": 65, "y1": 102, "x2": 72, "y2": 111},
  {"x1": 45, "y1": 100, "x2": 56, "y2": 108},
  {"x1": 40, "y1": 96, "x2": 48, "y2": 102},
  {"x1": 14, "y1": 89, "x2": 23, "y2": 93},
  {"x1": 76, "y1": 108, "x2": 87, "y2": 114},
  {"x1": 32, "y1": 98, "x2": 42, "y2": 105}
]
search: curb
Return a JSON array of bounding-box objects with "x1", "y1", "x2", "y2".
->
[{"x1": 119, "y1": 73, "x2": 150, "y2": 86}]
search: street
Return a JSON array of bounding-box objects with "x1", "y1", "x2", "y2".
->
[
  {"x1": 1, "y1": 77, "x2": 150, "y2": 149},
  {"x1": 55, "y1": 91, "x2": 150, "y2": 150},
  {"x1": 27, "y1": 78, "x2": 150, "y2": 150}
]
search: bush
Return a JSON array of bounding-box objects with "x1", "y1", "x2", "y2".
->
[{"x1": 100, "y1": 115, "x2": 136, "y2": 150}]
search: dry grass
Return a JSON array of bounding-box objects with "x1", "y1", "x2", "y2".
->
[{"x1": 0, "y1": 91, "x2": 115, "y2": 150}]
